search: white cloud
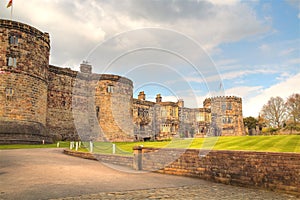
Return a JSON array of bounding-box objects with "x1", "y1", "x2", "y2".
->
[
  {"x1": 288, "y1": 58, "x2": 300, "y2": 65},
  {"x1": 1, "y1": 0, "x2": 269, "y2": 68},
  {"x1": 279, "y1": 48, "x2": 296, "y2": 56},
  {"x1": 243, "y1": 73, "x2": 300, "y2": 117},
  {"x1": 225, "y1": 86, "x2": 263, "y2": 98}
]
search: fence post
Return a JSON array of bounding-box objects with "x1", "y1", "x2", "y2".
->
[
  {"x1": 89, "y1": 141, "x2": 93, "y2": 153},
  {"x1": 112, "y1": 144, "x2": 116, "y2": 154},
  {"x1": 69, "y1": 141, "x2": 73, "y2": 150},
  {"x1": 57, "y1": 142, "x2": 60, "y2": 148},
  {"x1": 133, "y1": 146, "x2": 143, "y2": 170},
  {"x1": 75, "y1": 142, "x2": 78, "y2": 151}
]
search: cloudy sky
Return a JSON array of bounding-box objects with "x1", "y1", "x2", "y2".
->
[{"x1": 1, "y1": 0, "x2": 299, "y2": 117}]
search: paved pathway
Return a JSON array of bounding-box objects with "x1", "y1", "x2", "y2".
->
[{"x1": 0, "y1": 148, "x2": 298, "y2": 200}]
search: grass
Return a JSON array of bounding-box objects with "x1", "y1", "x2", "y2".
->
[
  {"x1": 0, "y1": 135, "x2": 299, "y2": 154},
  {"x1": 114, "y1": 135, "x2": 300, "y2": 154},
  {"x1": 0, "y1": 141, "x2": 70, "y2": 149}
]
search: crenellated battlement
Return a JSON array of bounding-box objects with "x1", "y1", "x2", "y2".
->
[{"x1": 0, "y1": 19, "x2": 50, "y2": 46}]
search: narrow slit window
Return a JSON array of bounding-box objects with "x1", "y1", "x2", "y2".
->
[{"x1": 96, "y1": 106, "x2": 100, "y2": 118}]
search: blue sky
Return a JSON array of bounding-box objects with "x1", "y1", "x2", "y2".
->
[{"x1": 1, "y1": 0, "x2": 299, "y2": 117}]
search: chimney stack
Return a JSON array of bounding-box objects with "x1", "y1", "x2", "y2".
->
[
  {"x1": 156, "y1": 94, "x2": 162, "y2": 103},
  {"x1": 138, "y1": 91, "x2": 146, "y2": 101},
  {"x1": 80, "y1": 61, "x2": 92, "y2": 74}
]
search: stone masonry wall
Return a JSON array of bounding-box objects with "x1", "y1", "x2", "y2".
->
[
  {"x1": 0, "y1": 19, "x2": 51, "y2": 143},
  {"x1": 204, "y1": 96, "x2": 244, "y2": 136},
  {"x1": 47, "y1": 65, "x2": 78, "y2": 141},
  {"x1": 64, "y1": 149, "x2": 133, "y2": 168},
  {"x1": 94, "y1": 75, "x2": 134, "y2": 142},
  {"x1": 134, "y1": 147, "x2": 300, "y2": 196}
]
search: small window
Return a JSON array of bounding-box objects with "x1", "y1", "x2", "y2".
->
[
  {"x1": 107, "y1": 85, "x2": 114, "y2": 93},
  {"x1": 61, "y1": 100, "x2": 66, "y2": 107},
  {"x1": 7, "y1": 57, "x2": 17, "y2": 67},
  {"x1": 5, "y1": 88, "x2": 14, "y2": 100},
  {"x1": 140, "y1": 125, "x2": 145, "y2": 131},
  {"x1": 227, "y1": 102, "x2": 232, "y2": 110},
  {"x1": 221, "y1": 103, "x2": 226, "y2": 111},
  {"x1": 9, "y1": 35, "x2": 18, "y2": 45},
  {"x1": 6, "y1": 88, "x2": 14, "y2": 96},
  {"x1": 96, "y1": 106, "x2": 100, "y2": 118}
]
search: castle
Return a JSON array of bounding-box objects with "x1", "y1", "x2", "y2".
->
[{"x1": 0, "y1": 19, "x2": 245, "y2": 144}]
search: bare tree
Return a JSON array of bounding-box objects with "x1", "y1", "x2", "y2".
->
[
  {"x1": 284, "y1": 94, "x2": 300, "y2": 133},
  {"x1": 261, "y1": 96, "x2": 287, "y2": 128},
  {"x1": 286, "y1": 93, "x2": 300, "y2": 123}
]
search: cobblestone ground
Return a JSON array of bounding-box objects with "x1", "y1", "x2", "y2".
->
[{"x1": 53, "y1": 185, "x2": 298, "y2": 200}]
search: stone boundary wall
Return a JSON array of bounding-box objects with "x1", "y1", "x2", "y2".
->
[
  {"x1": 63, "y1": 149, "x2": 133, "y2": 168},
  {"x1": 133, "y1": 147, "x2": 300, "y2": 196}
]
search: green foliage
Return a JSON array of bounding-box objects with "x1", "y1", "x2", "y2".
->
[
  {"x1": 243, "y1": 116, "x2": 258, "y2": 129},
  {"x1": 262, "y1": 127, "x2": 279, "y2": 134}
]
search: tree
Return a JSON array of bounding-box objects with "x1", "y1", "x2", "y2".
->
[
  {"x1": 243, "y1": 116, "x2": 258, "y2": 135},
  {"x1": 285, "y1": 94, "x2": 300, "y2": 133},
  {"x1": 261, "y1": 96, "x2": 287, "y2": 128},
  {"x1": 286, "y1": 93, "x2": 300, "y2": 124}
]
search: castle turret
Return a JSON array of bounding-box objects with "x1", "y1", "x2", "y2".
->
[
  {"x1": 0, "y1": 19, "x2": 52, "y2": 144},
  {"x1": 203, "y1": 96, "x2": 244, "y2": 136}
]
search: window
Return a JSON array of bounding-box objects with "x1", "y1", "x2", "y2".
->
[
  {"x1": 7, "y1": 57, "x2": 17, "y2": 67},
  {"x1": 107, "y1": 85, "x2": 114, "y2": 93},
  {"x1": 227, "y1": 102, "x2": 232, "y2": 110},
  {"x1": 221, "y1": 103, "x2": 226, "y2": 111},
  {"x1": 161, "y1": 124, "x2": 170, "y2": 132},
  {"x1": 138, "y1": 108, "x2": 149, "y2": 117},
  {"x1": 9, "y1": 35, "x2": 18, "y2": 45},
  {"x1": 61, "y1": 100, "x2": 66, "y2": 107},
  {"x1": 140, "y1": 125, "x2": 145, "y2": 131},
  {"x1": 5, "y1": 88, "x2": 14, "y2": 100},
  {"x1": 222, "y1": 116, "x2": 233, "y2": 124},
  {"x1": 96, "y1": 106, "x2": 100, "y2": 118}
]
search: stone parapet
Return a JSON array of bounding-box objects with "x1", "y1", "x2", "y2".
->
[{"x1": 134, "y1": 147, "x2": 300, "y2": 196}]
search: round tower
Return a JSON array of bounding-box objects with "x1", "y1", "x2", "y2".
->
[
  {"x1": 0, "y1": 19, "x2": 52, "y2": 144},
  {"x1": 72, "y1": 70, "x2": 134, "y2": 142},
  {"x1": 95, "y1": 74, "x2": 134, "y2": 142},
  {"x1": 204, "y1": 96, "x2": 244, "y2": 136}
]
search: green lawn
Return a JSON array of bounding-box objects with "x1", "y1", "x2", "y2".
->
[
  {"x1": 114, "y1": 135, "x2": 300, "y2": 154},
  {"x1": 0, "y1": 141, "x2": 70, "y2": 149},
  {"x1": 0, "y1": 135, "x2": 299, "y2": 154}
]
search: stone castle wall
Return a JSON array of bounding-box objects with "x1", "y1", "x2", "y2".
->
[
  {"x1": 47, "y1": 65, "x2": 134, "y2": 142},
  {"x1": 133, "y1": 93, "x2": 243, "y2": 140},
  {"x1": 0, "y1": 19, "x2": 51, "y2": 144},
  {"x1": 204, "y1": 96, "x2": 244, "y2": 136},
  {"x1": 0, "y1": 19, "x2": 244, "y2": 144},
  {"x1": 47, "y1": 65, "x2": 78, "y2": 141}
]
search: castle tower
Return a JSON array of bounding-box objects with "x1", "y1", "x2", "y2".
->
[
  {"x1": 0, "y1": 20, "x2": 52, "y2": 144},
  {"x1": 93, "y1": 74, "x2": 134, "y2": 142},
  {"x1": 203, "y1": 96, "x2": 244, "y2": 136}
]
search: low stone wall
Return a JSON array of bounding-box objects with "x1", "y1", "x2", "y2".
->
[
  {"x1": 133, "y1": 147, "x2": 300, "y2": 196},
  {"x1": 63, "y1": 149, "x2": 133, "y2": 168}
]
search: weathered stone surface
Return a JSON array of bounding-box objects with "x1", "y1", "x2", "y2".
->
[
  {"x1": 135, "y1": 147, "x2": 300, "y2": 196},
  {"x1": 0, "y1": 19, "x2": 245, "y2": 144}
]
